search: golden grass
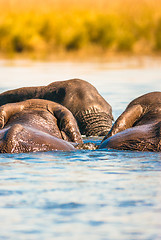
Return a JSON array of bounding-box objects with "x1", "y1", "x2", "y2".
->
[{"x1": 0, "y1": 0, "x2": 161, "y2": 59}]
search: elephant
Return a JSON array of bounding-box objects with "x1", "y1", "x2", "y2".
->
[
  {"x1": 0, "y1": 79, "x2": 113, "y2": 136},
  {"x1": 0, "y1": 99, "x2": 83, "y2": 153},
  {"x1": 99, "y1": 92, "x2": 161, "y2": 152}
]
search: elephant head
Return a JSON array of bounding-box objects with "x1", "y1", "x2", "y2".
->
[{"x1": 42, "y1": 79, "x2": 113, "y2": 136}]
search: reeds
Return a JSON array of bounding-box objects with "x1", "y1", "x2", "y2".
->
[{"x1": 0, "y1": 0, "x2": 161, "y2": 58}]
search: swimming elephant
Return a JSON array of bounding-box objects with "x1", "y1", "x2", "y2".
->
[
  {"x1": 99, "y1": 92, "x2": 161, "y2": 152},
  {"x1": 0, "y1": 79, "x2": 113, "y2": 136},
  {"x1": 0, "y1": 99, "x2": 83, "y2": 153}
]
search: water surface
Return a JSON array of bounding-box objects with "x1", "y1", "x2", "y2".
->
[{"x1": 0, "y1": 58, "x2": 161, "y2": 240}]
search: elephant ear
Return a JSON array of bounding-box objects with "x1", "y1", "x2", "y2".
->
[
  {"x1": 47, "y1": 102, "x2": 83, "y2": 144},
  {"x1": 0, "y1": 102, "x2": 25, "y2": 129},
  {"x1": 102, "y1": 104, "x2": 143, "y2": 141}
]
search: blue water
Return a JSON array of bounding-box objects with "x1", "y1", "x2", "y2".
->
[{"x1": 0, "y1": 59, "x2": 161, "y2": 240}]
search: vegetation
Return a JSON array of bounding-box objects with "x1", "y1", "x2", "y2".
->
[{"x1": 0, "y1": 0, "x2": 161, "y2": 59}]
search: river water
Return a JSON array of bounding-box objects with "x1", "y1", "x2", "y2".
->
[{"x1": 0, "y1": 58, "x2": 161, "y2": 240}]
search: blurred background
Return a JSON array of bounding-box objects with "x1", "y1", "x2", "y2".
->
[{"x1": 0, "y1": 0, "x2": 161, "y2": 60}]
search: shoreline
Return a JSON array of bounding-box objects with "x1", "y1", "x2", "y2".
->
[{"x1": 1, "y1": 54, "x2": 161, "y2": 70}]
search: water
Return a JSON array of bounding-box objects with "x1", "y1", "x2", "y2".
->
[{"x1": 0, "y1": 58, "x2": 161, "y2": 240}]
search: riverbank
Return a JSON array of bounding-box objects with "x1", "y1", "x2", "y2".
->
[{"x1": 0, "y1": 0, "x2": 161, "y2": 60}]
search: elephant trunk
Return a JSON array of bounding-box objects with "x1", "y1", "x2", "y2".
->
[{"x1": 75, "y1": 107, "x2": 113, "y2": 136}]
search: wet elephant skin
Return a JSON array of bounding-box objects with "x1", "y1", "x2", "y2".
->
[
  {"x1": 0, "y1": 79, "x2": 113, "y2": 136},
  {"x1": 0, "y1": 99, "x2": 82, "y2": 153},
  {"x1": 99, "y1": 92, "x2": 161, "y2": 152}
]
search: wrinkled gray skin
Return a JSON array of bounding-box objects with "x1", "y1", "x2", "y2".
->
[
  {"x1": 0, "y1": 99, "x2": 83, "y2": 153},
  {"x1": 0, "y1": 79, "x2": 113, "y2": 136},
  {"x1": 99, "y1": 92, "x2": 161, "y2": 152}
]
